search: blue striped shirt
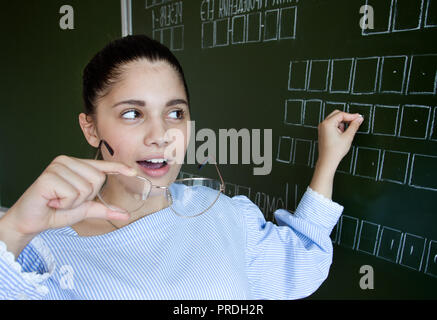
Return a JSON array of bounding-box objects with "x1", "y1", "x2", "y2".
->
[{"x1": 0, "y1": 184, "x2": 343, "y2": 300}]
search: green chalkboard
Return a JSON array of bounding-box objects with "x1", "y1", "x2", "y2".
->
[
  {"x1": 0, "y1": 1, "x2": 122, "y2": 207},
  {"x1": 131, "y1": 0, "x2": 437, "y2": 298}
]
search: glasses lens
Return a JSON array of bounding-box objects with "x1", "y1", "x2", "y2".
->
[
  {"x1": 169, "y1": 162, "x2": 223, "y2": 217},
  {"x1": 97, "y1": 174, "x2": 152, "y2": 213}
]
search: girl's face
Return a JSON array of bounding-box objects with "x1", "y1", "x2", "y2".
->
[{"x1": 85, "y1": 59, "x2": 190, "y2": 188}]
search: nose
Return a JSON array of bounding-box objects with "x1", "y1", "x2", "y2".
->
[{"x1": 143, "y1": 118, "x2": 172, "y2": 148}]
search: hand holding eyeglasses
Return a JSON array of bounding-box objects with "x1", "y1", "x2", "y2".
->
[{"x1": 0, "y1": 155, "x2": 135, "y2": 247}]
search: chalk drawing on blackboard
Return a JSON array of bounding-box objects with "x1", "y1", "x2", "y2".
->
[
  {"x1": 425, "y1": 0, "x2": 437, "y2": 27},
  {"x1": 264, "y1": 9, "x2": 279, "y2": 42},
  {"x1": 337, "y1": 146, "x2": 355, "y2": 175},
  {"x1": 398, "y1": 104, "x2": 431, "y2": 140},
  {"x1": 225, "y1": 182, "x2": 237, "y2": 197},
  {"x1": 352, "y1": 147, "x2": 381, "y2": 181},
  {"x1": 302, "y1": 99, "x2": 322, "y2": 128},
  {"x1": 362, "y1": 0, "x2": 394, "y2": 35},
  {"x1": 338, "y1": 215, "x2": 360, "y2": 250},
  {"x1": 408, "y1": 153, "x2": 437, "y2": 191},
  {"x1": 379, "y1": 150, "x2": 410, "y2": 185},
  {"x1": 424, "y1": 240, "x2": 437, "y2": 278},
  {"x1": 399, "y1": 233, "x2": 427, "y2": 271},
  {"x1": 392, "y1": 0, "x2": 424, "y2": 32},
  {"x1": 323, "y1": 101, "x2": 346, "y2": 119},
  {"x1": 347, "y1": 103, "x2": 373, "y2": 134},
  {"x1": 246, "y1": 12, "x2": 262, "y2": 43},
  {"x1": 279, "y1": 6, "x2": 297, "y2": 39},
  {"x1": 307, "y1": 60, "x2": 330, "y2": 92},
  {"x1": 288, "y1": 60, "x2": 308, "y2": 91},
  {"x1": 201, "y1": 21, "x2": 214, "y2": 48},
  {"x1": 232, "y1": 15, "x2": 246, "y2": 44},
  {"x1": 215, "y1": 18, "x2": 230, "y2": 47},
  {"x1": 351, "y1": 57, "x2": 380, "y2": 95},
  {"x1": 276, "y1": 136, "x2": 293, "y2": 164},
  {"x1": 292, "y1": 139, "x2": 312, "y2": 166},
  {"x1": 284, "y1": 99, "x2": 304, "y2": 125},
  {"x1": 311, "y1": 141, "x2": 318, "y2": 169},
  {"x1": 237, "y1": 185, "x2": 251, "y2": 198},
  {"x1": 372, "y1": 105, "x2": 400, "y2": 136},
  {"x1": 406, "y1": 54, "x2": 437, "y2": 95},
  {"x1": 377, "y1": 227, "x2": 404, "y2": 263},
  {"x1": 330, "y1": 221, "x2": 340, "y2": 244},
  {"x1": 329, "y1": 58, "x2": 354, "y2": 93},
  {"x1": 357, "y1": 220, "x2": 381, "y2": 255},
  {"x1": 430, "y1": 107, "x2": 437, "y2": 141},
  {"x1": 378, "y1": 55, "x2": 408, "y2": 94}
]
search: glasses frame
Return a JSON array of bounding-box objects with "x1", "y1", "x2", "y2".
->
[{"x1": 94, "y1": 144, "x2": 226, "y2": 218}]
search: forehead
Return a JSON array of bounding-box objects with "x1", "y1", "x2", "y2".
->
[{"x1": 102, "y1": 59, "x2": 186, "y2": 106}]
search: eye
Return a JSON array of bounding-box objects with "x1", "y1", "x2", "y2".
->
[
  {"x1": 168, "y1": 109, "x2": 185, "y2": 120},
  {"x1": 121, "y1": 109, "x2": 141, "y2": 120}
]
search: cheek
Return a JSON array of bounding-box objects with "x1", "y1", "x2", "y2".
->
[{"x1": 101, "y1": 132, "x2": 138, "y2": 163}]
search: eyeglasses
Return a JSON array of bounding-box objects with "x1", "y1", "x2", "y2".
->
[{"x1": 94, "y1": 142, "x2": 225, "y2": 218}]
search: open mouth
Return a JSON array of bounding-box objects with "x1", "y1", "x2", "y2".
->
[{"x1": 137, "y1": 159, "x2": 168, "y2": 170}]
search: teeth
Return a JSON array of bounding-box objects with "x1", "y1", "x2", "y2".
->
[{"x1": 146, "y1": 158, "x2": 167, "y2": 163}]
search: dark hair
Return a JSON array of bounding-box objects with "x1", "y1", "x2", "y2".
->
[{"x1": 82, "y1": 34, "x2": 190, "y2": 116}]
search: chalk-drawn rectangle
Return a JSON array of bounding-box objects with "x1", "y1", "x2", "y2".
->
[
  {"x1": 352, "y1": 57, "x2": 380, "y2": 94},
  {"x1": 424, "y1": 240, "x2": 437, "y2": 277},
  {"x1": 338, "y1": 215, "x2": 359, "y2": 249},
  {"x1": 330, "y1": 222, "x2": 340, "y2": 244},
  {"x1": 399, "y1": 104, "x2": 431, "y2": 139},
  {"x1": 347, "y1": 103, "x2": 372, "y2": 134},
  {"x1": 276, "y1": 136, "x2": 293, "y2": 163},
  {"x1": 172, "y1": 25, "x2": 184, "y2": 51},
  {"x1": 308, "y1": 60, "x2": 330, "y2": 92},
  {"x1": 264, "y1": 9, "x2": 279, "y2": 41},
  {"x1": 288, "y1": 60, "x2": 308, "y2": 91},
  {"x1": 162, "y1": 27, "x2": 172, "y2": 49},
  {"x1": 153, "y1": 29, "x2": 162, "y2": 42},
  {"x1": 279, "y1": 6, "x2": 297, "y2": 39},
  {"x1": 215, "y1": 18, "x2": 229, "y2": 47},
  {"x1": 225, "y1": 182, "x2": 237, "y2": 197},
  {"x1": 393, "y1": 0, "x2": 424, "y2": 32},
  {"x1": 337, "y1": 146, "x2": 354, "y2": 174},
  {"x1": 362, "y1": 0, "x2": 394, "y2": 35},
  {"x1": 407, "y1": 54, "x2": 437, "y2": 94},
  {"x1": 357, "y1": 221, "x2": 380, "y2": 255},
  {"x1": 329, "y1": 58, "x2": 354, "y2": 93},
  {"x1": 379, "y1": 56, "x2": 408, "y2": 93},
  {"x1": 311, "y1": 141, "x2": 318, "y2": 168},
  {"x1": 303, "y1": 99, "x2": 322, "y2": 128},
  {"x1": 293, "y1": 139, "x2": 312, "y2": 166},
  {"x1": 237, "y1": 185, "x2": 251, "y2": 198},
  {"x1": 399, "y1": 233, "x2": 426, "y2": 271},
  {"x1": 430, "y1": 107, "x2": 437, "y2": 141},
  {"x1": 379, "y1": 150, "x2": 410, "y2": 184},
  {"x1": 372, "y1": 105, "x2": 399, "y2": 136},
  {"x1": 377, "y1": 227, "x2": 403, "y2": 263},
  {"x1": 425, "y1": 0, "x2": 437, "y2": 27},
  {"x1": 284, "y1": 99, "x2": 303, "y2": 125},
  {"x1": 247, "y1": 12, "x2": 262, "y2": 42},
  {"x1": 232, "y1": 15, "x2": 246, "y2": 44},
  {"x1": 324, "y1": 101, "x2": 346, "y2": 119},
  {"x1": 353, "y1": 147, "x2": 381, "y2": 181},
  {"x1": 202, "y1": 21, "x2": 214, "y2": 48},
  {"x1": 409, "y1": 154, "x2": 437, "y2": 191}
]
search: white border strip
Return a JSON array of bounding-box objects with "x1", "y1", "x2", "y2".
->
[{"x1": 121, "y1": 0, "x2": 133, "y2": 37}]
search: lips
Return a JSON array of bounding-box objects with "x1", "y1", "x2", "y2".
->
[{"x1": 136, "y1": 155, "x2": 171, "y2": 178}]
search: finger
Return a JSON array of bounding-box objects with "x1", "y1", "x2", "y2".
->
[
  {"x1": 328, "y1": 112, "x2": 363, "y2": 127},
  {"x1": 54, "y1": 155, "x2": 137, "y2": 177},
  {"x1": 49, "y1": 200, "x2": 129, "y2": 228},
  {"x1": 47, "y1": 163, "x2": 94, "y2": 208},
  {"x1": 41, "y1": 172, "x2": 81, "y2": 210},
  {"x1": 343, "y1": 114, "x2": 364, "y2": 140},
  {"x1": 324, "y1": 109, "x2": 342, "y2": 120}
]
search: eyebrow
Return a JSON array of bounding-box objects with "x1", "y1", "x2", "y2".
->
[{"x1": 111, "y1": 99, "x2": 188, "y2": 108}]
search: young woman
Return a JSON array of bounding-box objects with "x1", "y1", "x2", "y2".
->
[{"x1": 0, "y1": 35, "x2": 363, "y2": 300}]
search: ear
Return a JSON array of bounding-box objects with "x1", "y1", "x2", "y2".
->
[{"x1": 78, "y1": 113, "x2": 100, "y2": 148}]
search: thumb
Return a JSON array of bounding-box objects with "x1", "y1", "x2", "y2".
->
[
  {"x1": 50, "y1": 200, "x2": 129, "y2": 228},
  {"x1": 344, "y1": 115, "x2": 364, "y2": 140}
]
